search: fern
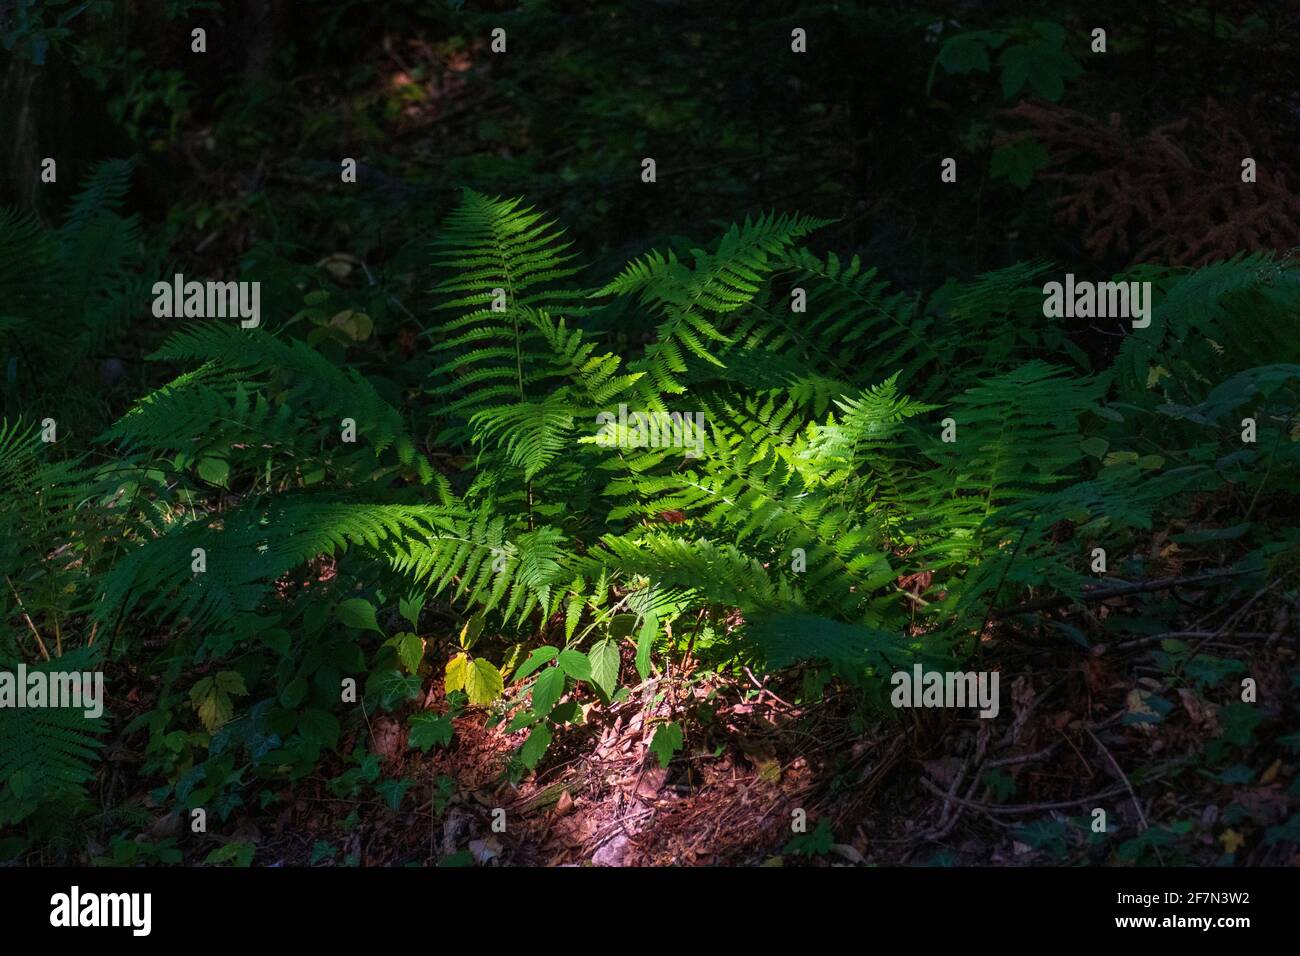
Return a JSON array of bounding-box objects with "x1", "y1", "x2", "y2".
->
[
  {"x1": 99, "y1": 500, "x2": 449, "y2": 638},
  {"x1": 106, "y1": 323, "x2": 434, "y2": 484},
  {"x1": 0, "y1": 649, "x2": 107, "y2": 820},
  {"x1": 595, "y1": 212, "x2": 833, "y2": 396},
  {"x1": 428, "y1": 190, "x2": 584, "y2": 430},
  {"x1": 74, "y1": 191, "x2": 1296, "y2": 746}
]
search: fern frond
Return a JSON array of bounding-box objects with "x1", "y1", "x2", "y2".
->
[
  {"x1": 428, "y1": 191, "x2": 585, "y2": 434},
  {"x1": 106, "y1": 324, "x2": 432, "y2": 480},
  {"x1": 0, "y1": 649, "x2": 107, "y2": 805},
  {"x1": 596, "y1": 212, "x2": 833, "y2": 394}
]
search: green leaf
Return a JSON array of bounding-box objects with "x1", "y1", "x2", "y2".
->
[
  {"x1": 465, "y1": 658, "x2": 504, "y2": 707},
  {"x1": 299, "y1": 708, "x2": 340, "y2": 748},
  {"x1": 337, "y1": 598, "x2": 382, "y2": 634},
  {"x1": 205, "y1": 841, "x2": 255, "y2": 866},
  {"x1": 259, "y1": 628, "x2": 290, "y2": 656},
  {"x1": 635, "y1": 614, "x2": 657, "y2": 682},
  {"x1": 375, "y1": 670, "x2": 422, "y2": 710},
  {"x1": 513, "y1": 645, "x2": 558, "y2": 682},
  {"x1": 10, "y1": 768, "x2": 33, "y2": 799},
  {"x1": 399, "y1": 592, "x2": 423, "y2": 630},
  {"x1": 408, "y1": 712, "x2": 454, "y2": 752},
  {"x1": 989, "y1": 139, "x2": 1049, "y2": 189},
  {"x1": 998, "y1": 44, "x2": 1032, "y2": 98},
  {"x1": 784, "y1": 819, "x2": 834, "y2": 857},
  {"x1": 1081, "y1": 436, "x2": 1109, "y2": 459},
  {"x1": 195, "y1": 457, "x2": 230, "y2": 487},
  {"x1": 376, "y1": 778, "x2": 410, "y2": 811},
  {"x1": 459, "y1": 611, "x2": 486, "y2": 650},
  {"x1": 519, "y1": 722, "x2": 552, "y2": 770},
  {"x1": 936, "y1": 31, "x2": 1003, "y2": 75},
  {"x1": 608, "y1": 614, "x2": 638, "y2": 640},
  {"x1": 505, "y1": 709, "x2": 540, "y2": 734},
  {"x1": 394, "y1": 632, "x2": 424, "y2": 674},
  {"x1": 649, "y1": 721, "x2": 683, "y2": 768},
  {"x1": 557, "y1": 648, "x2": 591, "y2": 681},
  {"x1": 281, "y1": 676, "x2": 309, "y2": 708},
  {"x1": 531, "y1": 666, "x2": 566, "y2": 717},
  {"x1": 1033, "y1": 21, "x2": 1067, "y2": 44},
  {"x1": 588, "y1": 638, "x2": 620, "y2": 698},
  {"x1": 215, "y1": 670, "x2": 247, "y2": 695},
  {"x1": 310, "y1": 841, "x2": 337, "y2": 864},
  {"x1": 939, "y1": 35, "x2": 989, "y2": 74}
]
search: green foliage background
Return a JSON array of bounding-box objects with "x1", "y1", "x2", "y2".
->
[{"x1": 1, "y1": 0, "x2": 1297, "y2": 865}]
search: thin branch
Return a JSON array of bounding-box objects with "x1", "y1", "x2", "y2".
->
[{"x1": 5, "y1": 576, "x2": 51, "y2": 661}]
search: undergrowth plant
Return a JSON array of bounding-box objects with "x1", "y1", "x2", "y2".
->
[{"x1": 3, "y1": 175, "x2": 1298, "y2": 853}]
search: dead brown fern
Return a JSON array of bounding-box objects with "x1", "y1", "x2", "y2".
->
[{"x1": 1002, "y1": 98, "x2": 1300, "y2": 266}]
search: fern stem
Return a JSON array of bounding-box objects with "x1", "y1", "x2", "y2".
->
[{"x1": 5, "y1": 575, "x2": 51, "y2": 661}]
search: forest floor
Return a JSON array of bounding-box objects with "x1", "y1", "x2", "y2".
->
[{"x1": 98, "y1": 569, "x2": 1295, "y2": 868}]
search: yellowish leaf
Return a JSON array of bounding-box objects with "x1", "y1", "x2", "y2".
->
[
  {"x1": 1219, "y1": 829, "x2": 1245, "y2": 854},
  {"x1": 445, "y1": 652, "x2": 470, "y2": 693}
]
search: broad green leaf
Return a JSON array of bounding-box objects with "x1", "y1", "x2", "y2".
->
[
  {"x1": 608, "y1": 613, "x2": 637, "y2": 640},
  {"x1": 194, "y1": 686, "x2": 233, "y2": 732},
  {"x1": 937, "y1": 32, "x2": 998, "y2": 74},
  {"x1": 459, "y1": 611, "x2": 486, "y2": 650},
  {"x1": 513, "y1": 645, "x2": 558, "y2": 682},
  {"x1": 299, "y1": 708, "x2": 340, "y2": 748},
  {"x1": 408, "y1": 712, "x2": 454, "y2": 752},
  {"x1": 215, "y1": 670, "x2": 247, "y2": 695},
  {"x1": 281, "y1": 676, "x2": 309, "y2": 708},
  {"x1": 399, "y1": 593, "x2": 423, "y2": 630},
  {"x1": 259, "y1": 628, "x2": 290, "y2": 656},
  {"x1": 520, "y1": 722, "x2": 552, "y2": 770},
  {"x1": 635, "y1": 614, "x2": 657, "y2": 682},
  {"x1": 328, "y1": 309, "x2": 373, "y2": 341},
  {"x1": 506, "y1": 709, "x2": 540, "y2": 734},
  {"x1": 337, "y1": 598, "x2": 382, "y2": 634},
  {"x1": 394, "y1": 632, "x2": 424, "y2": 674},
  {"x1": 557, "y1": 648, "x2": 591, "y2": 681},
  {"x1": 196, "y1": 457, "x2": 230, "y2": 487},
  {"x1": 989, "y1": 139, "x2": 1049, "y2": 189},
  {"x1": 1081, "y1": 436, "x2": 1109, "y2": 459},
  {"x1": 9, "y1": 769, "x2": 32, "y2": 800},
  {"x1": 376, "y1": 778, "x2": 410, "y2": 810},
  {"x1": 531, "y1": 666, "x2": 566, "y2": 717},
  {"x1": 649, "y1": 721, "x2": 683, "y2": 768},
  {"x1": 998, "y1": 44, "x2": 1032, "y2": 98},
  {"x1": 375, "y1": 670, "x2": 422, "y2": 710},
  {"x1": 1033, "y1": 21, "x2": 1067, "y2": 44},
  {"x1": 589, "y1": 638, "x2": 620, "y2": 698}
]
